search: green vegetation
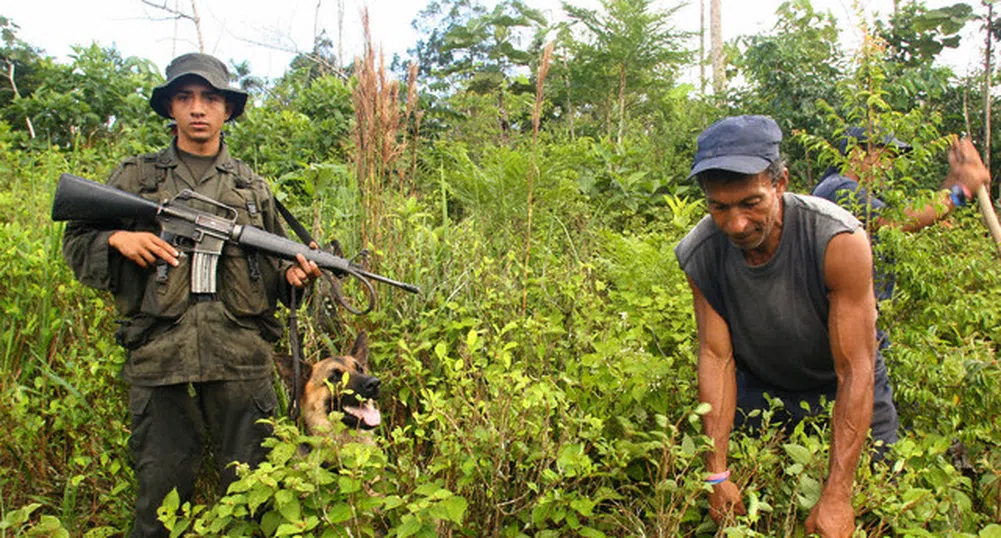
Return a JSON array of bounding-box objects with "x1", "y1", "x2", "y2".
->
[{"x1": 2, "y1": 1, "x2": 1000, "y2": 536}]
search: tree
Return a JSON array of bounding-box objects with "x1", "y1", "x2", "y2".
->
[
  {"x1": 409, "y1": 0, "x2": 489, "y2": 93},
  {"x1": 563, "y1": 0, "x2": 689, "y2": 145},
  {"x1": 228, "y1": 60, "x2": 266, "y2": 96},
  {"x1": 865, "y1": 3, "x2": 971, "y2": 126},
  {"x1": 733, "y1": 0, "x2": 844, "y2": 185},
  {"x1": 710, "y1": 0, "x2": 724, "y2": 96},
  {"x1": 141, "y1": 0, "x2": 206, "y2": 53},
  {"x1": 437, "y1": 0, "x2": 547, "y2": 138},
  {"x1": 0, "y1": 17, "x2": 43, "y2": 138},
  {"x1": 875, "y1": 2, "x2": 976, "y2": 67},
  {"x1": 3, "y1": 43, "x2": 161, "y2": 148}
]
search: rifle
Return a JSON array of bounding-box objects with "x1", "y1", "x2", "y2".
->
[{"x1": 51, "y1": 173, "x2": 419, "y2": 315}]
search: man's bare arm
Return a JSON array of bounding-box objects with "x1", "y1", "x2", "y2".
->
[
  {"x1": 689, "y1": 275, "x2": 737, "y2": 472},
  {"x1": 687, "y1": 276, "x2": 746, "y2": 522},
  {"x1": 823, "y1": 229, "x2": 876, "y2": 495},
  {"x1": 874, "y1": 137, "x2": 991, "y2": 233},
  {"x1": 806, "y1": 229, "x2": 876, "y2": 537}
]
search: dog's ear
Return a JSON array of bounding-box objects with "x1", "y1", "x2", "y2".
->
[
  {"x1": 274, "y1": 353, "x2": 313, "y2": 392},
  {"x1": 349, "y1": 330, "x2": 369, "y2": 369}
]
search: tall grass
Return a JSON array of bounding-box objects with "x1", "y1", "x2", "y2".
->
[
  {"x1": 352, "y1": 8, "x2": 407, "y2": 254},
  {"x1": 1, "y1": 145, "x2": 134, "y2": 534},
  {"x1": 522, "y1": 42, "x2": 554, "y2": 315}
]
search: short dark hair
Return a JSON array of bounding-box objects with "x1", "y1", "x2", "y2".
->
[{"x1": 695, "y1": 157, "x2": 787, "y2": 191}]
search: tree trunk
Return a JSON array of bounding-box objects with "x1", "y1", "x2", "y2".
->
[
  {"x1": 710, "y1": 0, "x2": 725, "y2": 97},
  {"x1": 189, "y1": 0, "x2": 205, "y2": 52},
  {"x1": 5, "y1": 63, "x2": 35, "y2": 139},
  {"x1": 337, "y1": 0, "x2": 345, "y2": 74},
  {"x1": 565, "y1": 56, "x2": 575, "y2": 140},
  {"x1": 497, "y1": 86, "x2": 509, "y2": 142},
  {"x1": 313, "y1": 0, "x2": 322, "y2": 51},
  {"x1": 700, "y1": 0, "x2": 706, "y2": 94},
  {"x1": 171, "y1": 0, "x2": 179, "y2": 56},
  {"x1": 617, "y1": 64, "x2": 626, "y2": 146},
  {"x1": 985, "y1": 3, "x2": 994, "y2": 201}
]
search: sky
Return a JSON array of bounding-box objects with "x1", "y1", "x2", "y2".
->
[{"x1": 2, "y1": 0, "x2": 990, "y2": 82}]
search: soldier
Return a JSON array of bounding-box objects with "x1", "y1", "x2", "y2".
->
[{"x1": 62, "y1": 53, "x2": 321, "y2": 537}]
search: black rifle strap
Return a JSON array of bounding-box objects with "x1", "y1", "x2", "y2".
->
[
  {"x1": 274, "y1": 198, "x2": 316, "y2": 246},
  {"x1": 288, "y1": 285, "x2": 301, "y2": 421},
  {"x1": 276, "y1": 197, "x2": 310, "y2": 422},
  {"x1": 275, "y1": 197, "x2": 354, "y2": 314}
]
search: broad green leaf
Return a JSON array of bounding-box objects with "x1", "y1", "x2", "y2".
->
[
  {"x1": 440, "y1": 495, "x2": 468, "y2": 523},
  {"x1": 783, "y1": 443, "x2": 813, "y2": 466},
  {"x1": 247, "y1": 485, "x2": 274, "y2": 515},
  {"x1": 397, "y1": 515, "x2": 423, "y2": 538},
  {"x1": 328, "y1": 502, "x2": 353, "y2": 524},
  {"x1": 579, "y1": 527, "x2": 606, "y2": 538},
  {"x1": 980, "y1": 524, "x2": 1001, "y2": 538},
  {"x1": 570, "y1": 497, "x2": 596, "y2": 517},
  {"x1": 277, "y1": 494, "x2": 301, "y2": 523},
  {"x1": 796, "y1": 475, "x2": 822, "y2": 509}
]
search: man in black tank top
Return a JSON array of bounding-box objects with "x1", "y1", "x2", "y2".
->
[{"x1": 675, "y1": 115, "x2": 895, "y2": 538}]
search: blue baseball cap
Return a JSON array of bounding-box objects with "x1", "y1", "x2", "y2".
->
[
  {"x1": 689, "y1": 115, "x2": 782, "y2": 179},
  {"x1": 839, "y1": 126, "x2": 912, "y2": 156}
]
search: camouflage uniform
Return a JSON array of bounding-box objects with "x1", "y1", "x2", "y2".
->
[{"x1": 63, "y1": 55, "x2": 293, "y2": 537}]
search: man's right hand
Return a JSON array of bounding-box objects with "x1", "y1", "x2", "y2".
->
[
  {"x1": 709, "y1": 480, "x2": 747, "y2": 524},
  {"x1": 946, "y1": 137, "x2": 991, "y2": 198},
  {"x1": 108, "y1": 231, "x2": 179, "y2": 268}
]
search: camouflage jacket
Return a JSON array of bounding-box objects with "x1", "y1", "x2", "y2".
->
[{"x1": 63, "y1": 140, "x2": 294, "y2": 386}]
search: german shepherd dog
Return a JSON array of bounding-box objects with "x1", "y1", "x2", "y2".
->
[{"x1": 276, "y1": 331, "x2": 382, "y2": 438}]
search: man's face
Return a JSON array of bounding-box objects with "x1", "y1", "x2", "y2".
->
[
  {"x1": 703, "y1": 170, "x2": 787, "y2": 253},
  {"x1": 851, "y1": 146, "x2": 896, "y2": 185},
  {"x1": 167, "y1": 77, "x2": 233, "y2": 150}
]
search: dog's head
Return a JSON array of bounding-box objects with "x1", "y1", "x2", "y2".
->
[{"x1": 276, "y1": 331, "x2": 382, "y2": 436}]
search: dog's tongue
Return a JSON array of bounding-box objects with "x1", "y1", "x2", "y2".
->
[{"x1": 345, "y1": 402, "x2": 381, "y2": 428}]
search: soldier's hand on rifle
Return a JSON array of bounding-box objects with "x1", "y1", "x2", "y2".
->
[
  {"x1": 108, "y1": 231, "x2": 180, "y2": 268},
  {"x1": 286, "y1": 252, "x2": 321, "y2": 288}
]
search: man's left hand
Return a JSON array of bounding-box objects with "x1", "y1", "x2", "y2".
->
[
  {"x1": 805, "y1": 492, "x2": 855, "y2": 538},
  {"x1": 286, "y1": 252, "x2": 321, "y2": 288}
]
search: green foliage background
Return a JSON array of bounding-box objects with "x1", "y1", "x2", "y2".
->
[{"x1": 2, "y1": 1, "x2": 1001, "y2": 536}]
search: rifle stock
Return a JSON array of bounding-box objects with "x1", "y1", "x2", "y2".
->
[{"x1": 52, "y1": 173, "x2": 161, "y2": 222}]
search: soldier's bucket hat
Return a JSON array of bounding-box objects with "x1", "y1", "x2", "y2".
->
[{"x1": 150, "y1": 53, "x2": 248, "y2": 121}]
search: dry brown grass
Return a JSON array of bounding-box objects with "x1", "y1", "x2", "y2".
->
[
  {"x1": 522, "y1": 42, "x2": 554, "y2": 315},
  {"x1": 352, "y1": 8, "x2": 413, "y2": 251}
]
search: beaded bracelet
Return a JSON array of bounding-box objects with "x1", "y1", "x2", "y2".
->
[{"x1": 705, "y1": 469, "x2": 731, "y2": 485}]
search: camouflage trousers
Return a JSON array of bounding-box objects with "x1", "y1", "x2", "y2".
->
[{"x1": 127, "y1": 378, "x2": 276, "y2": 538}]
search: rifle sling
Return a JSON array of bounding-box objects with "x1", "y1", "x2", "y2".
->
[
  {"x1": 275, "y1": 198, "x2": 310, "y2": 422},
  {"x1": 275, "y1": 198, "x2": 316, "y2": 246},
  {"x1": 288, "y1": 285, "x2": 301, "y2": 421}
]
